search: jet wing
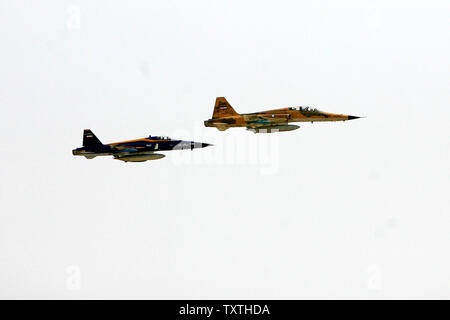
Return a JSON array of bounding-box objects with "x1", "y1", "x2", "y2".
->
[
  {"x1": 111, "y1": 145, "x2": 139, "y2": 151},
  {"x1": 244, "y1": 114, "x2": 290, "y2": 128},
  {"x1": 110, "y1": 145, "x2": 143, "y2": 156},
  {"x1": 111, "y1": 144, "x2": 156, "y2": 157}
]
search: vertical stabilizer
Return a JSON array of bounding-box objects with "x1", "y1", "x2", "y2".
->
[
  {"x1": 83, "y1": 129, "x2": 103, "y2": 149},
  {"x1": 212, "y1": 97, "x2": 239, "y2": 118}
]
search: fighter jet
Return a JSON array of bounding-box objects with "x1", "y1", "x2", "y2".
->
[
  {"x1": 72, "y1": 129, "x2": 212, "y2": 162},
  {"x1": 204, "y1": 97, "x2": 362, "y2": 133}
]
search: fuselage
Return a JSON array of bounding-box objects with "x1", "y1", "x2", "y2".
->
[
  {"x1": 72, "y1": 134, "x2": 212, "y2": 161},
  {"x1": 205, "y1": 106, "x2": 357, "y2": 129}
]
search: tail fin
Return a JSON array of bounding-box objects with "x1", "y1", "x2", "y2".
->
[
  {"x1": 212, "y1": 97, "x2": 239, "y2": 119},
  {"x1": 83, "y1": 129, "x2": 103, "y2": 149}
]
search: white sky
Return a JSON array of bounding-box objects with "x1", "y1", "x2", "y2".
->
[{"x1": 0, "y1": 0, "x2": 449, "y2": 299}]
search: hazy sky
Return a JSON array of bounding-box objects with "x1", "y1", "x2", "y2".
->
[{"x1": 0, "y1": 0, "x2": 449, "y2": 299}]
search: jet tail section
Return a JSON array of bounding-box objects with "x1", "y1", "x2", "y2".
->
[
  {"x1": 83, "y1": 129, "x2": 103, "y2": 149},
  {"x1": 212, "y1": 97, "x2": 239, "y2": 119}
]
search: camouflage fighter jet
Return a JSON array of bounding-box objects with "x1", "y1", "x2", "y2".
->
[
  {"x1": 72, "y1": 129, "x2": 212, "y2": 162},
  {"x1": 204, "y1": 97, "x2": 361, "y2": 133}
]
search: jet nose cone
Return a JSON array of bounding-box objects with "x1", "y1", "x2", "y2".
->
[
  {"x1": 201, "y1": 143, "x2": 213, "y2": 148},
  {"x1": 348, "y1": 115, "x2": 361, "y2": 120}
]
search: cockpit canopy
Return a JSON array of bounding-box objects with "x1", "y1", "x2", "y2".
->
[
  {"x1": 289, "y1": 106, "x2": 320, "y2": 112},
  {"x1": 148, "y1": 135, "x2": 171, "y2": 140}
]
